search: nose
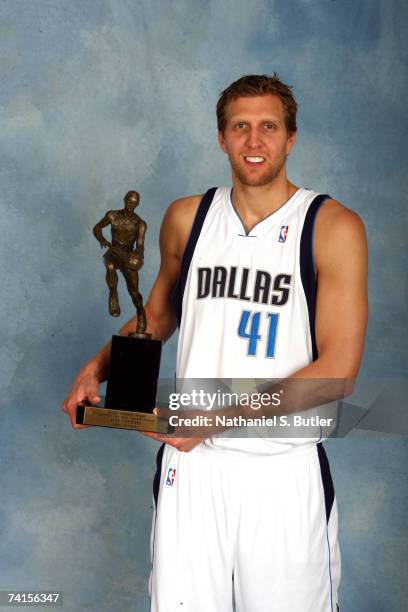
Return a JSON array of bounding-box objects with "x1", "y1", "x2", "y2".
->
[{"x1": 246, "y1": 126, "x2": 262, "y2": 148}]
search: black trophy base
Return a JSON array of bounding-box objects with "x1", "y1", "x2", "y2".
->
[
  {"x1": 76, "y1": 333, "x2": 170, "y2": 433},
  {"x1": 105, "y1": 334, "x2": 162, "y2": 412}
]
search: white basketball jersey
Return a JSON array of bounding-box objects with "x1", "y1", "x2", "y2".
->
[{"x1": 171, "y1": 186, "x2": 331, "y2": 455}]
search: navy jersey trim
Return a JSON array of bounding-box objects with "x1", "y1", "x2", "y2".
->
[
  {"x1": 318, "y1": 441, "x2": 336, "y2": 611},
  {"x1": 299, "y1": 194, "x2": 331, "y2": 361},
  {"x1": 317, "y1": 442, "x2": 335, "y2": 522},
  {"x1": 151, "y1": 443, "x2": 165, "y2": 574},
  {"x1": 153, "y1": 443, "x2": 165, "y2": 509},
  {"x1": 170, "y1": 187, "x2": 218, "y2": 327}
]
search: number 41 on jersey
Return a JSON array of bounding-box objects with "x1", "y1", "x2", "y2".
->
[{"x1": 238, "y1": 310, "x2": 279, "y2": 358}]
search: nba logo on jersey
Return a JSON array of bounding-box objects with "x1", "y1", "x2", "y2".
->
[
  {"x1": 166, "y1": 468, "x2": 177, "y2": 486},
  {"x1": 278, "y1": 225, "x2": 289, "y2": 243}
]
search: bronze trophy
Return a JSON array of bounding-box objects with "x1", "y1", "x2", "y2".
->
[{"x1": 76, "y1": 191, "x2": 170, "y2": 433}]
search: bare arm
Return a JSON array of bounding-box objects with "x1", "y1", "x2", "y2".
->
[
  {"x1": 293, "y1": 199, "x2": 368, "y2": 380},
  {"x1": 62, "y1": 195, "x2": 201, "y2": 428},
  {"x1": 242, "y1": 199, "x2": 369, "y2": 417}
]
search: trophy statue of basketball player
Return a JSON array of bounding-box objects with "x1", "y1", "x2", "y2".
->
[
  {"x1": 75, "y1": 190, "x2": 164, "y2": 431},
  {"x1": 93, "y1": 191, "x2": 148, "y2": 337}
]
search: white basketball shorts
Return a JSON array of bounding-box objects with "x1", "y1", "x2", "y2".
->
[{"x1": 149, "y1": 442, "x2": 340, "y2": 612}]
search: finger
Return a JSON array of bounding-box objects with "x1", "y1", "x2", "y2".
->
[
  {"x1": 140, "y1": 431, "x2": 161, "y2": 439},
  {"x1": 72, "y1": 423, "x2": 90, "y2": 429},
  {"x1": 69, "y1": 413, "x2": 90, "y2": 429},
  {"x1": 154, "y1": 407, "x2": 172, "y2": 420},
  {"x1": 62, "y1": 400, "x2": 77, "y2": 414},
  {"x1": 75, "y1": 392, "x2": 100, "y2": 406},
  {"x1": 140, "y1": 431, "x2": 167, "y2": 443},
  {"x1": 70, "y1": 404, "x2": 91, "y2": 429},
  {"x1": 153, "y1": 408, "x2": 171, "y2": 420},
  {"x1": 64, "y1": 401, "x2": 91, "y2": 429}
]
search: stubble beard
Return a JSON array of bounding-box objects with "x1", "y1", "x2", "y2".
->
[{"x1": 229, "y1": 155, "x2": 286, "y2": 188}]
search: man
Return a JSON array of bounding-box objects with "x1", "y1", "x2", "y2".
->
[
  {"x1": 93, "y1": 190, "x2": 147, "y2": 330},
  {"x1": 62, "y1": 74, "x2": 368, "y2": 611}
]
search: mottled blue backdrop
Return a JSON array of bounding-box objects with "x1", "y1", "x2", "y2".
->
[{"x1": 1, "y1": 1, "x2": 407, "y2": 611}]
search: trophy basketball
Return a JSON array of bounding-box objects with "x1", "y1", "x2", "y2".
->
[{"x1": 76, "y1": 191, "x2": 170, "y2": 433}]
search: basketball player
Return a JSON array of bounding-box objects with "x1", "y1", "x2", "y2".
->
[{"x1": 62, "y1": 74, "x2": 368, "y2": 611}]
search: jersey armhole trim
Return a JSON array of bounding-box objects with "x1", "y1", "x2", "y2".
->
[
  {"x1": 300, "y1": 194, "x2": 331, "y2": 361},
  {"x1": 170, "y1": 187, "x2": 218, "y2": 327}
]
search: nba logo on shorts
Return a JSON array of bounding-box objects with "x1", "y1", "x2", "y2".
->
[
  {"x1": 166, "y1": 468, "x2": 176, "y2": 486},
  {"x1": 278, "y1": 225, "x2": 289, "y2": 243}
]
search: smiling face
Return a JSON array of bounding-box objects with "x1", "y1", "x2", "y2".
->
[{"x1": 218, "y1": 95, "x2": 296, "y2": 188}]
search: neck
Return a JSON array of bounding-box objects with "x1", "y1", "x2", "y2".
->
[{"x1": 230, "y1": 172, "x2": 298, "y2": 232}]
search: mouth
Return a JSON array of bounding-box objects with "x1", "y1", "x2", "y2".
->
[{"x1": 243, "y1": 155, "x2": 266, "y2": 166}]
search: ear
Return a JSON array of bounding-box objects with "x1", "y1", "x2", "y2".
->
[
  {"x1": 286, "y1": 130, "x2": 297, "y2": 155},
  {"x1": 218, "y1": 130, "x2": 228, "y2": 154}
]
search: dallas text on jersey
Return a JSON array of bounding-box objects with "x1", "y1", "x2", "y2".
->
[{"x1": 197, "y1": 266, "x2": 291, "y2": 305}]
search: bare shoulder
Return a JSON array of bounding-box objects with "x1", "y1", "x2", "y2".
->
[
  {"x1": 160, "y1": 194, "x2": 203, "y2": 258},
  {"x1": 315, "y1": 198, "x2": 366, "y2": 238},
  {"x1": 314, "y1": 198, "x2": 367, "y2": 270},
  {"x1": 164, "y1": 194, "x2": 202, "y2": 222},
  {"x1": 315, "y1": 198, "x2": 366, "y2": 247}
]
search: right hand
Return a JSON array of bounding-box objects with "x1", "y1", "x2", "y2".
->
[
  {"x1": 100, "y1": 239, "x2": 111, "y2": 249},
  {"x1": 61, "y1": 370, "x2": 102, "y2": 429}
]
